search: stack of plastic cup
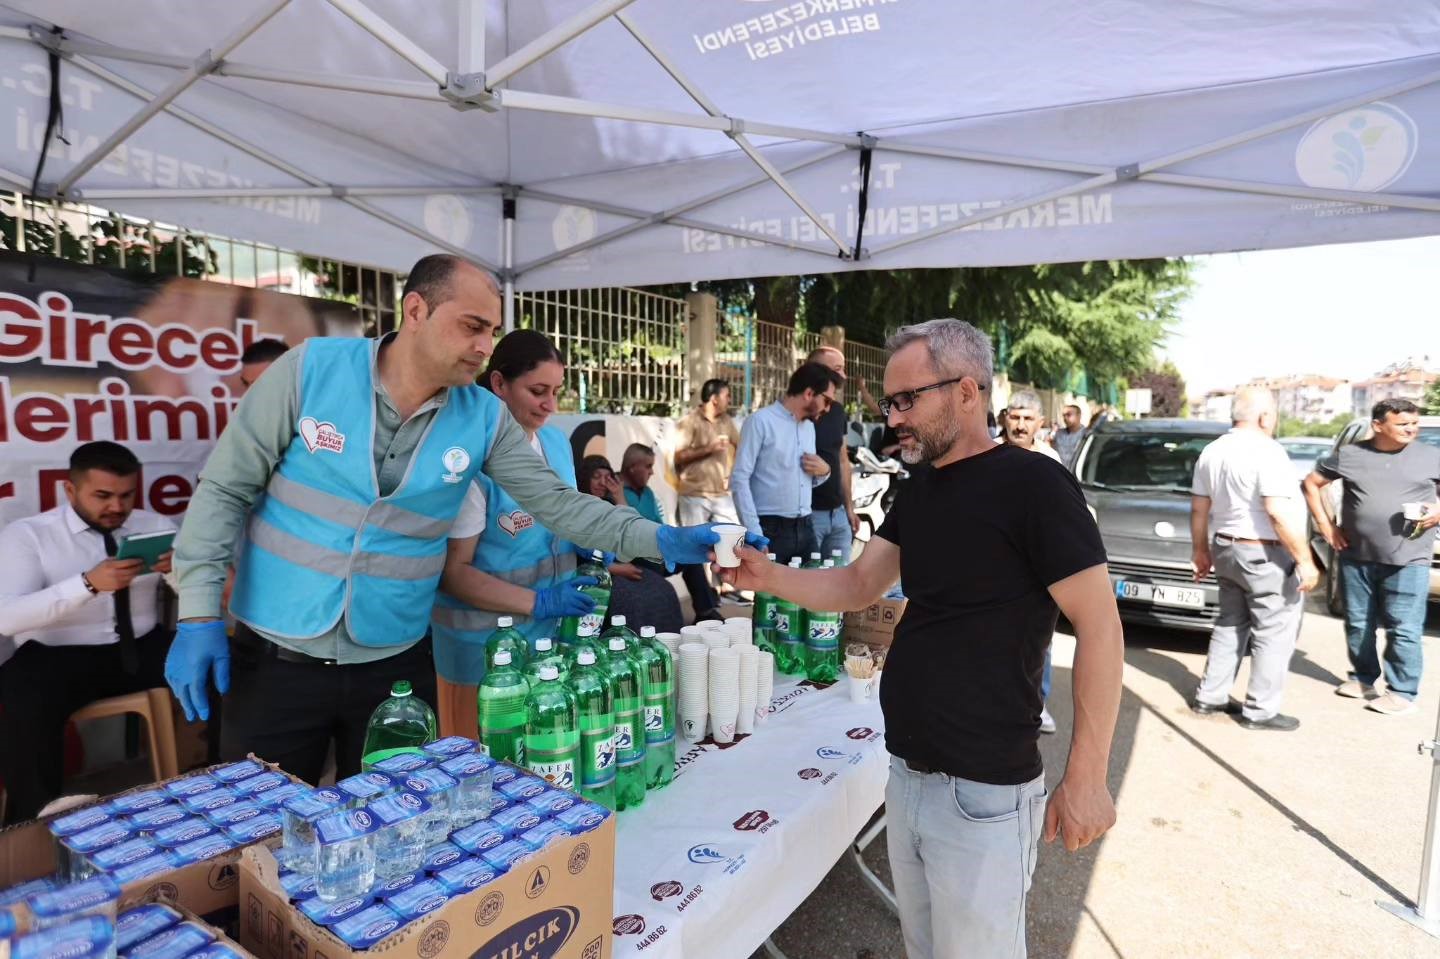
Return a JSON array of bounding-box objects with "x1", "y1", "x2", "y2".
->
[
  {"x1": 707, "y1": 647, "x2": 740, "y2": 744},
  {"x1": 677, "y1": 643, "x2": 710, "y2": 742},
  {"x1": 735, "y1": 646, "x2": 760, "y2": 735},
  {"x1": 701, "y1": 628, "x2": 729, "y2": 654},
  {"x1": 724, "y1": 617, "x2": 752, "y2": 647},
  {"x1": 654, "y1": 632, "x2": 682, "y2": 661},
  {"x1": 679, "y1": 625, "x2": 707, "y2": 645},
  {"x1": 755, "y1": 651, "x2": 775, "y2": 727}
]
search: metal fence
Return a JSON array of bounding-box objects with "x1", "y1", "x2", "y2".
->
[
  {"x1": 516, "y1": 287, "x2": 689, "y2": 417},
  {"x1": 718, "y1": 314, "x2": 888, "y2": 413}
]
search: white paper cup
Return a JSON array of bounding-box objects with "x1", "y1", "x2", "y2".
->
[
  {"x1": 680, "y1": 712, "x2": 708, "y2": 742},
  {"x1": 710, "y1": 708, "x2": 738, "y2": 744},
  {"x1": 847, "y1": 674, "x2": 870, "y2": 703},
  {"x1": 1403, "y1": 502, "x2": 1429, "y2": 521},
  {"x1": 712, "y1": 524, "x2": 747, "y2": 567}
]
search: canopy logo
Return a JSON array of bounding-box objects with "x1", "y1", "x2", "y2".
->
[
  {"x1": 552, "y1": 206, "x2": 597, "y2": 252},
  {"x1": 423, "y1": 194, "x2": 472, "y2": 247},
  {"x1": 1295, "y1": 103, "x2": 1417, "y2": 193}
]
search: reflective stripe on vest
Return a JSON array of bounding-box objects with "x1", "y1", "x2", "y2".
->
[
  {"x1": 246, "y1": 514, "x2": 447, "y2": 582},
  {"x1": 266, "y1": 472, "x2": 455, "y2": 541}
]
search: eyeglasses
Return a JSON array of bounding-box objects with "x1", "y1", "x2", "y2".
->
[{"x1": 878, "y1": 378, "x2": 977, "y2": 418}]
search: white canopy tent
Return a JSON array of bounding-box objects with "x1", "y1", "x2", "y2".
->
[{"x1": 2, "y1": 0, "x2": 1440, "y2": 936}]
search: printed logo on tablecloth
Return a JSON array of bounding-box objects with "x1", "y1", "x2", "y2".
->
[
  {"x1": 732, "y1": 809, "x2": 778, "y2": 833},
  {"x1": 797, "y1": 767, "x2": 822, "y2": 780},
  {"x1": 687, "y1": 843, "x2": 747, "y2": 875},
  {"x1": 650, "y1": 881, "x2": 683, "y2": 901},
  {"x1": 817, "y1": 745, "x2": 865, "y2": 766},
  {"x1": 613, "y1": 915, "x2": 646, "y2": 936},
  {"x1": 846, "y1": 726, "x2": 880, "y2": 741}
]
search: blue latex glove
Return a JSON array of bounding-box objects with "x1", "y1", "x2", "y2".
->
[
  {"x1": 164, "y1": 620, "x2": 231, "y2": 722},
  {"x1": 532, "y1": 576, "x2": 599, "y2": 621},
  {"x1": 656, "y1": 524, "x2": 769, "y2": 565}
]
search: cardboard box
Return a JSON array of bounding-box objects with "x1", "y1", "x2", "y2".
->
[
  {"x1": 238, "y1": 818, "x2": 614, "y2": 959},
  {"x1": 843, "y1": 597, "x2": 906, "y2": 647},
  {"x1": 0, "y1": 758, "x2": 300, "y2": 924}
]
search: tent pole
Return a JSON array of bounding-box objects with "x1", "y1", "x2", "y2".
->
[
  {"x1": 1142, "y1": 172, "x2": 1440, "y2": 215},
  {"x1": 458, "y1": 0, "x2": 485, "y2": 75},
  {"x1": 1378, "y1": 703, "x2": 1440, "y2": 938},
  {"x1": 54, "y1": 0, "x2": 291, "y2": 195},
  {"x1": 78, "y1": 185, "x2": 503, "y2": 200},
  {"x1": 484, "y1": 0, "x2": 639, "y2": 90},
  {"x1": 320, "y1": 0, "x2": 448, "y2": 85},
  {"x1": 502, "y1": 191, "x2": 516, "y2": 333}
]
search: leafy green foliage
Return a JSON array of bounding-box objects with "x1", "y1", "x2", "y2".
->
[
  {"x1": 1126, "y1": 360, "x2": 1187, "y2": 418},
  {"x1": 1277, "y1": 413, "x2": 1351, "y2": 439},
  {"x1": 1424, "y1": 378, "x2": 1440, "y2": 415}
]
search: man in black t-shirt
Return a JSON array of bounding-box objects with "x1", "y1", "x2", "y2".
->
[
  {"x1": 722, "y1": 319, "x2": 1123, "y2": 959},
  {"x1": 806, "y1": 346, "x2": 860, "y2": 564}
]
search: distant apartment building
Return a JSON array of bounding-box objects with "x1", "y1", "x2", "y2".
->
[
  {"x1": 1240, "y1": 374, "x2": 1352, "y2": 424},
  {"x1": 1201, "y1": 390, "x2": 1233, "y2": 422},
  {"x1": 1351, "y1": 358, "x2": 1439, "y2": 417}
]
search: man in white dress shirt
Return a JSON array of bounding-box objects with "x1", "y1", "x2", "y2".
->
[{"x1": 0, "y1": 441, "x2": 176, "y2": 822}]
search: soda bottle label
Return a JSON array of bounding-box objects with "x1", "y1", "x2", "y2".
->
[
  {"x1": 577, "y1": 614, "x2": 603, "y2": 637},
  {"x1": 806, "y1": 616, "x2": 841, "y2": 649},
  {"x1": 773, "y1": 612, "x2": 791, "y2": 635},
  {"x1": 581, "y1": 730, "x2": 616, "y2": 789},
  {"x1": 613, "y1": 714, "x2": 644, "y2": 767},
  {"x1": 527, "y1": 756, "x2": 576, "y2": 791},
  {"x1": 643, "y1": 704, "x2": 673, "y2": 745}
]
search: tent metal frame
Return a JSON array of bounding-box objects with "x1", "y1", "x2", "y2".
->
[{"x1": 4, "y1": 0, "x2": 1440, "y2": 939}]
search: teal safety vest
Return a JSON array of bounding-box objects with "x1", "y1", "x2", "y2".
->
[
  {"x1": 230, "y1": 337, "x2": 494, "y2": 647},
  {"x1": 431, "y1": 424, "x2": 578, "y2": 683}
]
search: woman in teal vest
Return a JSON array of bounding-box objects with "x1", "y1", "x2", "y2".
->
[{"x1": 431, "y1": 330, "x2": 596, "y2": 737}]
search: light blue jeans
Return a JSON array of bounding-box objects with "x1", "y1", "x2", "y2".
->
[
  {"x1": 810, "y1": 506, "x2": 853, "y2": 564},
  {"x1": 1340, "y1": 558, "x2": 1428, "y2": 699},
  {"x1": 886, "y1": 756, "x2": 1048, "y2": 959}
]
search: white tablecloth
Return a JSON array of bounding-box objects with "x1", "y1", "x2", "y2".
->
[{"x1": 611, "y1": 677, "x2": 889, "y2": 958}]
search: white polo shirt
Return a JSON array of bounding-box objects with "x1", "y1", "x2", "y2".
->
[
  {"x1": 0, "y1": 504, "x2": 175, "y2": 648},
  {"x1": 1191, "y1": 429, "x2": 1298, "y2": 541}
]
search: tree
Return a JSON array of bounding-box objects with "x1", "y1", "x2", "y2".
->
[
  {"x1": 1424, "y1": 378, "x2": 1440, "y2": 415},
  {"x1": 1126, "y1": 361, "x2": 1187, "y2": 417}
]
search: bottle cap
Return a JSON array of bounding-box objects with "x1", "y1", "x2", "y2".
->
[
  {"x1": 535, "y1": 638, "x2": 553, "y2": 651},
  {"x1": 789, "y1": 558, "x2": 802, "y2": 567},
  {"x1": 576, "y1": 649, "x2": 596, "y2": 665},
  {"x1": 640, "y1": 626, "x2": 656, "y2": 638},
  {"x1": 767, "y1": 553, "x2": 777, "y2": 561},
  {"x1": 494, "y1": 650, "x2": 512, "y2": 666},
  {"x1": 810, "y1": 552, "x2": 821, "y2": 560},
  {"x1": 537, "y1": 665, "x2": 559, "y2": 681},
  {"x1": 608, "y1": 637, "x2": 626, "y2": 652},
  {"x1": 592, "y1": 549, "x2": 605, "y2": 560},
  {"x1": 611, "y1": 615, "x2": 627, "y2": 626},
  {"x1": 497, "y1": 616, "x2": 514, "y2": 628},
  {"x1": 391, "y1": 680, "x2": 412, "y2": 697},
  {"x1": 823, "y1": 560, "x2": 835, "y2": 568},
  {"x1": 831, "y1": 549, "x2": 842, "y2": 556}
]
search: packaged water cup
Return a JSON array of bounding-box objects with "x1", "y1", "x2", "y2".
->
[
  {"x1": 489, "y1": 805, "x2": 541, "y2": 839},
  {"x1": 59, "y1": 819, "x2": 132, "y2": 881},
  {"x1": 151, "y1": 818, "x2": 214, "y2": 849},
  {"x1": 231, "y1": 772, "x2": 290, "y2": 800},
  {"x1": 162, "y1": 776, "x2": 220, "y2": 800},
  {"x1": 433, "y1": 859, "x2": 499, "y2": 895},
  {"x1": 12, "y1": 916, "x2": 115, "y2": 959},
  {"x1": 108, "y1": 789, "x2": 169, "y2": 816},
  {"x1": 115, "y1": 905, "x2": 181, "y2": 953},
  {"x1": 421, "y1": 737, "x2": 476, "y2": 761},
  {"x1": 369, "y1": 872, "x2": 421, "y2": 898},
  {"x1": 89, "y1": 837, "x2": 160, "y2": 873},
  {"x1": 298, "y1": 894, "x2": 373, "y2": 927},
  {"x1": 221, "y1": 814, "x2": 282, "y2": 846},
  {"x1": 313, "y1": 809, "x2": 378, "y2": 903},
  {"x1": 110, "y1": 852, "x2": 180, "y2": 885},
  {"x1": 487, "y1": 795, "x2": 512, "y2": 816},
  {"x1": 552, "y1": 802, "x2": 609, "y2": 834},
  {"x1": 488, "y1": 765, "x2": 520, "y2": 788},
  {"x1": 189, "y1": 946, "x2": 246, "y2": 959},
  {"x1": 329, "y1": 904, "x2": 402, "y2": 951},
  {"x1": 122, "y1": 805, "x2": 188, "y2": 835},
  {"x1": 170, "y1": 833, "x2": 236, "y2": 866},
  {"x1": 48, "y1": 806, "x2": 113, "y2": 838},
  {"x1": 524, "y1": 789, "x2": 576, "y2": 817},
  {"x1": 381, "y1": 878, "x2": 452, "y2": 922},
  {"x1": 366, "y1": 793, "x2": 431, "y2": 879},
  {"x1": 517, "y1": 821, "x2": 570, "y2": 851},
  {"x1": 124, "y1": 921, "x2": 215, "y2": 959},
  {"x1": 334, "y1": 772, "x2": 396, "y2": 808},
  {"x1": 420, "y1": 842, "x2": 464, "y2": 874},
  {"x1": 25, "y1": 875, "x2": 121, "y2": 930},
  {"x1": 278, "y1": 871, "x2": 319, "y2": 902},
  {"x1": 179, "y1": 790, "x2": 240, "y2": 817},
  {"x1": 479, "y1": 840, "x2": 535, "y2": 873},
  {"x1": 205, "y1": 802, "x2": 266, "y2": 830},
  {"x1": 372, "y1": 753, "x2": 432, "y2": 777},
  {"x1": 0, "y1": 878, "x2": 57, "y2": 908},
  {"x1": 253, "y1": 782, "x2": 307, "y2": 812},
  {"x1": 438, "y1": 753, "x2": 495, "y2": 828},
  {"x1": 495, "y1": 775, "x2": 546, "y2": 803},
  {"x1": 280, "y1": 788, "x2": 344, "y2": 875},
  {"x1": 210, "y1": 760, "x2": 265, "y2": 784},
  {"x1": 398, "y1": 769, "x2": 458, "y2": 848},
  {"x1": 449, "y1": 821, "x2": 506, "y2": 856}
]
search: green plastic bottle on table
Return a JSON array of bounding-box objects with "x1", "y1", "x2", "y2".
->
[
  {"x1": 360, "y1": 680, "x2": 437, "y2": 770},
  {"x1": 803, "y1": 551, "x2": 823, "y2": 570},
  {"x1": 634, "y1": 626, "x2": 675, "y2": 791},
  {"x1": 525, "y1": 637, "x2": 570, "y2": 686},
  {"x1": 600, "y1": 615, "x2": 641, "y2": 657},
  {"x1": 772, "y1": 558, "x2": 805, "y2": 675},
  {"x1": 485, "y1": 616, "x2": 529, "y2": 672},
  {"x1": 751, "y1": 553, "x2": 778, "y2": 653},
  {"x1": 477, "y1": 650, "x2": 529, "y2": 764},
  {"x1": 524, "y1": 664, "x2": 580, "y2": 791},
  {"x1": 830, "y1": 548, "x2": 845, "y2": 568},
  {"x1": 560, "y1": 551, "x2": 611, "y2": 653},
  {"x1": 803, "y1": 560, "x2": 843, "y2": 684},
  {"x1": 604, "y1": 636, "x2": 647, "y2": 811},
  {"x1": 568, "y1": 647, "x2": 617, "y2": 810}
]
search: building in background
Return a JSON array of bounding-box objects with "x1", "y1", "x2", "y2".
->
[
  {"x1": 1201, "y1": 390, "x2": 1234, "y2": 422},
  {"x1": 1351, "y1": 359, "x2": 1438, "y2": 418}
]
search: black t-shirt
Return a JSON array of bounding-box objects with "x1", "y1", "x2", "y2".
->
[
  {"x1": 876, "y1": 443, "x2": 1108, "y2": 784},
  {"x1": 811, "y1": 403, "x2": 848, "y2": 511}
]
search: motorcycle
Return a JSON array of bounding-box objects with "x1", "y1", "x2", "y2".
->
[{"x1": 847, "y1": 423, "x2": 907, "y2": 555}]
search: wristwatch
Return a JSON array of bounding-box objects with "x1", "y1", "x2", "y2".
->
[{"x1": 80, "y1": 572, "x2": 99, "y2": 595}]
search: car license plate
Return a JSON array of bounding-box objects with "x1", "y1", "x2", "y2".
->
[{"x1": 1114, "y1": 580, "x2": 1204, "y2": 610}]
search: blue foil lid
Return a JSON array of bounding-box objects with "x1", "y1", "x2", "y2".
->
[
  {"x1": 171, "y1": 833, "x2": 236, "y2": 865},
  {"x1": 254, "y1": 782, "x2": 308, "y2": 811},
  {"x1": 401, "y1": 769, "x2": 457, "y2": 796},
  {"x1": 382, "y1": 878, "x2": 451, "y2": 921},
  {"x1": 367, "y1": 792, "x2": 431, "y2": 826},
  {"x1": 47, "y1": 805, "x2": 113, "y2": 838},
  {"x1": 91, "y1": 837, "x2": 161, "y2": 872},
  {"x1": 205, "y1": 802, "x2": 266, "y2": 828},
  {"x1": 26, "y1": 875, "x2": 121, "y2": 919},
  {"x1": 162, "y1": 776, "x2": 221, "y2": 799},
  {"x1": 111, "y1": 852, "x2": 180, "y2": 885},
  {"x1": 278, "y1": 870, "x2": 319, "y2": 902},
  {"x1": 122, "y1": 920, "x2": 215, "y2": 959},
  {"x1": 180, "y1": 791, "x2": 240, "y2": 815},
  {"x1": 61, "y1": 819, "x2": 133, "y2": 854},
  {"x1": 151, "y1": 818, "x2": 215, "y2": 849},
  {"x1": 13, "y1": 917, "x2": 115, "y2": 959},
  {"x1": 434, "y1": 858, "x2": 499, "y2": 893},
  {"x1": 479, "y1": 840, "x2": 535, "y2": 872},
  {"x1": 372, "y1": 753, "x2": 432, "y2": 776},
  {"x1": 495, "y1": 776, "x2": 545, "y2": 802},
  {"x1": 116, "y1": 905, "x2": 182, "y2": 952},
  {"x1": 330, "y1": 904, "x2": 403, "y2": 950},
  {"x1": 231, "y1": 772, "x2": 289, "y2": 797},
  {"x1": 334, "y1": 772, "x2": 395, "y2": 802},
  {"x1": 438, "y1": 752, "x2": 494, "y2": 780},
  {"x1": 209, "y1": 760, "x2": 265, "y2": 783},
  {"x1": 421, "y1": 737, "x2": 476, "y2": 759},
  {"x1": 280, "y1": 788, "x2": 341, "y2": 819},
  {"x1": 553, "y1": 801, "x2": 609, "y2": 833},
  {"x1": 315, "y1": 808, "x2": 378, "y2": 845},
  {"x1": 420, "y1": 842, "x2": 464, "y2": 873},
  {"x1": 123, "y1": 805, "x2": 188, "y2": 832},
  {"x1": 518, "y1": 820, "x2": 571, "y2": 851},
  {"x1": 108, "y1": 789, "x2": 170, "y2": 815},
  {"x1": 525, "y1": 789, "x2": 577, "y2": 816},
  {"x1": 222, "y1": 814, "x2": 282, "y2": 844},
  {"x1": 298, "y1": 894, "x2": 372, "y2": 927},
  {"x1": 489, "y1": 805, "x2": 541, "y2": 837},
  {"x1": 449, "y1": 821, "x2": 506, "y2": 854}
]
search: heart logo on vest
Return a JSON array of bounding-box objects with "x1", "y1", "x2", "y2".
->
[
  {"x1": 497, "y1": 510, "x2": 535, "y2": 537},
  {"x1": 298, "y1": 416, "x2": 345, "y2": 454}
]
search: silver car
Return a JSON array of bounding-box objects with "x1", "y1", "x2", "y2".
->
[{"x1": 1075, "y1": 418, "x2": 1229, "y2": 632}]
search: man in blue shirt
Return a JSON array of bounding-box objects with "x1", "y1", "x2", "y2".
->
[
  {"x1": 620, "y1": 443, "x2": 722, "y2": 621},
  {"x1": 732, "y1": 363, "x2": 843, "y2": 564}
]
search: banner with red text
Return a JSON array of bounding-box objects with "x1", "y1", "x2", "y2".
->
[{"x1": 0, "y1": 252, "x2": 360, "y2": 527}]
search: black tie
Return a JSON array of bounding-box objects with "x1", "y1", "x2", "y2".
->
[{"x1": 102, "y1": 530, "x2": 140, "y2": 673}]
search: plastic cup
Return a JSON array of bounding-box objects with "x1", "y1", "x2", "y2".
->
[
  {"x1": 1403, "y1": 502, "x2": 1429, "y2": 521},
  {"x1": 847, "y1": 675, "x2": 870, "y2": 704},
  {"x1": 679, "y1": 712, "x2": 708, "y2": 742},
  {"x1": 712, "y1": 525, "x2": 747, "y2": 567}
]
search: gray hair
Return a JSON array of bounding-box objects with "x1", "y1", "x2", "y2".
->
[
  {"x1": 1230, "y1": 386, "x2": 1276, "y2": 424},
  {"x1": 1006, "y1": 389, "x2": 1043, "y2": 413},
  {"x1": 885, "y1": 319, "x2": 994, "y2": 389}
]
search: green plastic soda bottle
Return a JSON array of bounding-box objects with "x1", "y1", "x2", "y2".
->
[
  {"x1": 604, "y1": 637, "x2": 647, "y2": 811},
  {"x1": 560, "y1": 552, "x2": 612, "y2": 647},
  {"x1": 524, "y1": 665, "x2": 580, "y2": 792},
  {"x1": 804, "y1": 560, "x2": 843, "y2": 684},
  {"x1": 360, "y1": 680, "x2": 437, "y2": 770},
  {"x1": 476, "y1": 650, "x2": 529, "y2": 764},
  {"x1": 803, "y1": 551, "x2": 823, "y2": 570},
  {"x1": 830, "y1": 548, "x2": 845, "y2": 568},
  {"x1": 568, "y1": 648, "x2": 617, "y2": 810},
  {"x1": 526, "y1": 637, "x2": 570, "y2": 686},
  {"x1": 600, "y1": 615, "x2": 641, "y2": 657},
  {"x1": 485, "y1": 616, "x2": 529, "y2": 672},
  {"x1": 751, "y1": 553, "x2": 778, "y2": 653},
  {"x1": 772, "y1": 558, "x2": 805, "y2": 675},
  {"x1": 634, "y1": 626, "x2": 675, "y2": 791}
]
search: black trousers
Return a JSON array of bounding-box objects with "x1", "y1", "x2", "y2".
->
[
  {"x1": 635, "y1": 559, "x2": 720, "y2": 621},
  {"x1": 220, "y1": 625, "x2": 437, "y2": 786},
  {"x1": 759, "y1": 515, "x2": 819, "y2": 567},
  {"x1": 0, "y1": 628, "x2": 172, "y2": 824}
]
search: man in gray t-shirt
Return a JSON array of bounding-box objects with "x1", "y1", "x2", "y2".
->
[{"x1": 1304, "y1": 399, "x2": 1440, "y2": 715}]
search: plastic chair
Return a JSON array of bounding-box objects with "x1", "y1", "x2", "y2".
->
[{"x1": 68, "y1": 689, "x2": 180, "y2": 782}]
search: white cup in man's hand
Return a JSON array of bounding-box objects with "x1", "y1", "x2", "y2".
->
[
  {"x1": 712, "y1": 524, "x2": 747, "y2": 568},
  {"x1": 1403, "y1": 502, "x2": 1429, "y2": 521}
]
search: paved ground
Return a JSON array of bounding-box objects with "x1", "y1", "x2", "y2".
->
[{"x1": 751, "y1": 583, "x2": 1440, "y2": 959}]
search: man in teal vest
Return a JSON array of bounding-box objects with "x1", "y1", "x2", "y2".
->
[{"x1": 167, "y1": 255, "x2": 755, "y2": 783}]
